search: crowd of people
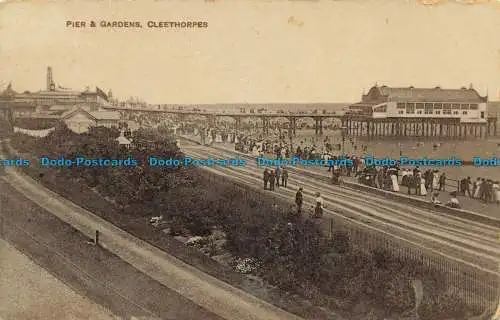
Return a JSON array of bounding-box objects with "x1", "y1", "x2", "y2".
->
[
  {"x1": 244, "y1": 132, "x2": 500, "y2": 210},
  {"x1": 355, "y1": 163, "x2": 500, "y2": 207},
  {"x1": 458, "y1": 177, "x2": 500, "y2": 205},
  {"x1": 184, "y1": 123, "x2": 500, "y2": 211},
  {"x1": 263, "y1": 166, "x2": 289, "y2": 190}
]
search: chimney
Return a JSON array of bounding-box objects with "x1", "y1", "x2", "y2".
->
[{"x1": 46, "y1": 67, "x2": 53, "y2": 91}]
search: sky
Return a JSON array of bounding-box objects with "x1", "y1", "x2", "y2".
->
[{"x1": 0, "y1": 0, "x2": 499, "y2": 104}]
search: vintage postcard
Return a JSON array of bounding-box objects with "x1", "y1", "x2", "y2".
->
[{"x1": 1, "y1": 1, "x2": 500, "y2": 320}]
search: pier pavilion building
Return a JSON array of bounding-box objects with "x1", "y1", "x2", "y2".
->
[{"x1": 344, "y1": 85, "x2": 497, "y2": 139}]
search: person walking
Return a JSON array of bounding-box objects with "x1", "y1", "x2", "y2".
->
[
  {"x1": 314, "y1": 192, "x2": 324, "y2": 218},
  {"x1": 295, "y1": 188, "x2": 303, "y2": 214},
  {"x1": 438, "y1": 172, "x2": 446, "y2": 191},
  {"x1": 275, "y1": 166, "x2": 281, "y2": 188},
  {"x1": 282, "y1": 166, "x2": 288, "y2": 188},
  {"x1": 269, "y1": 170, "x2": 276, "y2": 191},
  {"x1": 263, "y1": 168, "x2": 269, "y2": 190},
  {"x1": 465, "y1": 176, "x2": 472, "y2": 197},
  {"x1": 485, "y1": 179, "x2": 493, "y2": 203}
]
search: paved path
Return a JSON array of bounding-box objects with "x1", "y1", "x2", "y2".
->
[
  {"x1": 0, "y1": 161, "x2": 303, "y2": 320},
  {"x1": 0, "y1": 177, "x2": 224, "y2": 320},
  {"x1": 0, "y1": 238, "x2": 117, "y2": 320}
]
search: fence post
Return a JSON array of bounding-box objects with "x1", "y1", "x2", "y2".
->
[
  {"x1": 329, "y1": 219, "x2": 333, "y2": 240},
  {"x1": 0, "y1": 191, "x2": 3, "y2": 238},
  {"x1": 95, "y1": 230, "x2": 100, "y2": 245}
]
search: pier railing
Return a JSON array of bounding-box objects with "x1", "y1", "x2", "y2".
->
[
  {"x1": 202, "y1": 170, "x2": 499, "y2": 315},
  {"x1": 443, "y1": 177, "x2": 461, "y2": 192}
]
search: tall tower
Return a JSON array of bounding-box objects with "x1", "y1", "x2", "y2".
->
[
  {"x1": 46, "y1": 66, "x2": 55, "y2": 91},
  {"x1": 46, "y1": 67, "x2": 52, "y2": 90}
]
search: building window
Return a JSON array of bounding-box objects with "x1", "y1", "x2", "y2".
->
[
  {"x1": 435, "y1": 110, "x2": 441, "y2": 115},
  {"x1": 398, "y1": 110, "x2": 404, "y2": 114},
  {"x1": 443, "y1": 104, "x2": 451, "y2": 110},
  {"x1": 461, "y1": 104, "x2": 469, "y2": 110},
  {"x1": 452, "y1": 104, "x2": 460, "y2": 109},
  {"x1": 481, "y1": 111, "x2": 485, "y2": 118},
  {"x1": 434, "y1": 103, "x2": 443, "y2": 109},
  {"x1": 416, "y1": 103, "x2": 424, "y2": 109},
  {"x1": 443, "y1": 110, "x2": 452, "y2": 115},
  {"x1": 406, "y1": 107, "x2": 415, "y2": 114},
  {"x1": 417, "y1": 110, "x2": 423, "y2": 114},
  {"x1": 397, "y1": 102, "x2": 406, "y2": 109},
  {"x1": 424, "y1": 103, "x2": 433, "y2": 114},
  {"x1": 470, "y1": 104, "x2": 478, "y2": 110},
  {"x1": 462, "y1": 111, "x2": 467, "y2": 115},
  {"x1": 453, "y1": 111, "x2": 459, "y2": 115}
]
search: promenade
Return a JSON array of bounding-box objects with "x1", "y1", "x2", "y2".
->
[{"x1": 213, "y1": 141, "x2": 499, "y2": 218}]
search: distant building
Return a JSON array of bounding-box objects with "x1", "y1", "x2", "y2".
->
[
  {"x1": 13, "y1": 87, "x2": 109, "y2": 108},
  {"x1": 61, "y1": 107, "x2": 121, "y2": 134},
  {"x1": 348, "y1": 85, "x2": 488, "y2": 123},
  {"x1": 0, "y1": 67, "x2": 110, "y2": 120}
]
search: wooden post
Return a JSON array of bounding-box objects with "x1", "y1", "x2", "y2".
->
[
  {"x1": 329, "y1": 219, "x2": 333, "y2": 240},
  {"x1": 95, "y1": 230, "x2": 100, "y2": 245}
]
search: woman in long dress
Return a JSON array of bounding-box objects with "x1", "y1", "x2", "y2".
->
[
  {"x1": 420, "y1": 174, "x2": 427, "y2": 196},
  {"x1": 432, "y1": 170, "x2": 439, "y2": 190},
  {"x1": 493, "y1": 181, "x2": 500, "y2": 205},
  {"x1": 474, "y1": 178, "x2": 482, "y2": 198},
  {"x1": 390, "y1": 169, "x2": 400, "y2": 192}
]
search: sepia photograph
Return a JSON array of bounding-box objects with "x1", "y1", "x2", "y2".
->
[{"x1": 1, "y1": 1, "x2": 500, "y2": 319}]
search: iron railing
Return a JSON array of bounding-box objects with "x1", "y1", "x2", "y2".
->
[{"x1": 202, "y1": 170, "x2": 499, "y2": 314}]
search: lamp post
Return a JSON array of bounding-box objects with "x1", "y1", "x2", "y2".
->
[{"x1": 341, "y1": 125, "x2": 347, "y2": 157}]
